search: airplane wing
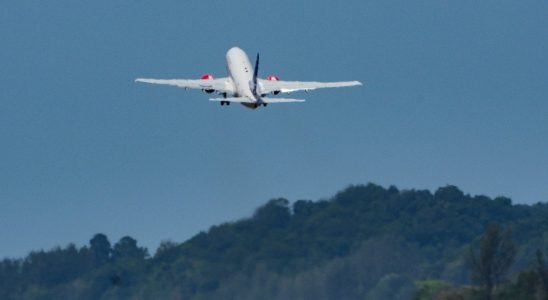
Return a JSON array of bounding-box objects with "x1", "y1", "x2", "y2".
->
[
  {"x1": 135, "y1": 78, "x2": 234, "y2": 94},
  {"x1": 258, "y1": 79, "x2": 362, "y2": 94}
]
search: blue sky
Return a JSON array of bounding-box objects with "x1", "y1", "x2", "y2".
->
[{"x1": 1, "y1": 1, "x2": 547, "y2": 258}]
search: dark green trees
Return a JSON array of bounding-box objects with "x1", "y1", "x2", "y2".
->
[
  {"x1": 112, "y1": 236, "x2": 148, "y2": 261},
  {"x1": 89, "y1": 233, "x2": 111, "y2": 266},
  {"x1": 2, "y1": 184, "x2": 548, "y2": 299},
  {"x1": 467, "y1": 224, "x2": 517, "y2": 299}
]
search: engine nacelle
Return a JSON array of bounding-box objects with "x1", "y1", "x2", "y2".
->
[
  {"x1": 266, "y1": 75, "x2": 281, "y2": 95},
  {"x1": 200, "y1": 74, "x2": 215, "y2": 93}
]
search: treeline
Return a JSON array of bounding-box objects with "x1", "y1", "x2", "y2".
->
[
  {"x1": 416, "y1": 224, "x2": 548, "y2": 299},
  {"x1": 0, "y1": 235, "x2": 148, "y2": 299},
  {"x1": 2, "y1": 184, "x2": 548, "y2": 299}
]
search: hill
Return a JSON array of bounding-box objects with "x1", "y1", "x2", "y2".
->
[{"x1": 2, "y1": 183, "x2": 548, "y2": 299}]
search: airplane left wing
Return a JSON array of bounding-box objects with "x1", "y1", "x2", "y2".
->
[
  {"x1": 258, "y1": 79, "x2": 362, "y2": 94},
  {"x1": 135, "y1": 78, "x2": 234, "y2": 94}
]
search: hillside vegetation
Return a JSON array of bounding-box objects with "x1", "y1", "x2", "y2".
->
[{"x1": 2, "y1": 184, "x2": 548, "y2": 299}]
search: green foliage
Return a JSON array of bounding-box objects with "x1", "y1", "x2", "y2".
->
[
  {"x1": 1, "y1": 183, "x2": 548, "y2": 299},
  {"x1": 365, "y1": 274, "x2": 417, "y2": 300},
  {"x1": 112, "y1": 236, "x2": 148, "y2": 261},
  {"x1": 89, "y1": 234, "x2": 111, "y2": 267},
  {"x1": 467, "y1": 224, "x2": 517, "y2": 299},
  {"x1": 415, "y1": 280, "x2": 454, "y2": 300}
]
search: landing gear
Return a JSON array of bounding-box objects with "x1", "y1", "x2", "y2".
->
[
  {"x1": 220, "y1": 92, "x2": 229, "y2": 106},
  {"x1": 263, "y1": 103, "x2": 268, "y2": 107}
]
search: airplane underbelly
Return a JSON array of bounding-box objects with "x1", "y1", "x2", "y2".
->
[
  {"x1": 233, "y1": 79, "x2": 255, "y2": 100},
  {"x1": 241, "y1": 102, "x2": 259, "y2": 109}
]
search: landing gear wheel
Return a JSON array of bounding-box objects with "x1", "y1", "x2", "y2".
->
[{"x1": 263, "y1": 103, "x2": 268, "y2": 107}]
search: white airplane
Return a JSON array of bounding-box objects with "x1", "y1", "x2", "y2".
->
[{"x1": 136, "y1": 47, "x2": 361, "y2": 109}]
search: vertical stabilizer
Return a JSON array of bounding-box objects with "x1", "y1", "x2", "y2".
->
[{"x1": 252, "y1": 53, "x2": 259, "y2": 95}]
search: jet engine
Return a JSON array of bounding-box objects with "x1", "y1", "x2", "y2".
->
[
  {"x1": 267, "y1": 75, "x2": 281, "y2": 95},
  {"x1": 200, "y1": 74, "x2": 215, "y2": 93}
]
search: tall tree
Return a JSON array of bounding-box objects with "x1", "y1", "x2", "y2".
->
[
  {"x1": 89, "y1": 233, "x2": 111, "y2": 266},
  {"x1": 535, "y1": 249, "x2": 548, "y2": 297},
  {"x1": 467, "y1": 224, "x2": 516, "y2": 299}
]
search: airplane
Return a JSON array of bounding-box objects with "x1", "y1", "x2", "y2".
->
[{"x1": 135, "y1": 47, "x2": 362, "y2": 109}]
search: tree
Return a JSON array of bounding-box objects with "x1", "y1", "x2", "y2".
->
[
  {"x1": 535, "y1": 249, "x2": 548, "y2": 297},
  {"x1": 253, "y1": 198, "x2": 291, "y2": 227},
  {"x1": 467, "y1": 224, "x2": 516, "y2": 299},
  {"x1": 112, "y1": 236, "x2": 148, "y2": 261},
  {"x1": 434, "y1": 185, "x2": 464, "y2": 202},
  {"x1": 89, "y1": 233, "x2": 111, "y2": 266}
]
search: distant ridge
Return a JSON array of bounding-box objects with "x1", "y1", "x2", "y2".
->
[{"x1": 1, "y1": 183, "x2": 547, "y2": 299}]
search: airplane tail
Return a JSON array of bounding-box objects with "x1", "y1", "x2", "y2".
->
[{"x1": 252, "y1": 53, "x2": 259, "y2": 95}]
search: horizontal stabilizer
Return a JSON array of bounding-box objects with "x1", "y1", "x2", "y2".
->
[
  {"x1": 209, "y1": 97, "x2": 255, "y2": 103},
  {"x1": 209, "y1": 97, "x2": 305, "y2": 104},
  {"x1": 261, "y1": 98, "x2": 305, "y2": 103}
]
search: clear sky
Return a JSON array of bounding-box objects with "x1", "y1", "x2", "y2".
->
[{"x1": 1, "y1": 1, "x2": 547, "y2": 258}]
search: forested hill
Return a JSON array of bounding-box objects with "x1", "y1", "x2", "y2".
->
[{"x1": 2, "y1": 184, "x2": 548, "y2": 299}]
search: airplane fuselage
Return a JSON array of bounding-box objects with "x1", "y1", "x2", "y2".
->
[{"x1": 225, "y1": 47, "x2": 260, "y2": 108}]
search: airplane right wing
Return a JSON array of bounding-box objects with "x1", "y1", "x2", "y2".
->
[
  {"x1": 258, "y1": 79, "x2": 362, "y2": 94},
  {"x1": 135, "y1": 78, "x2": 234, "y2": 94}
]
